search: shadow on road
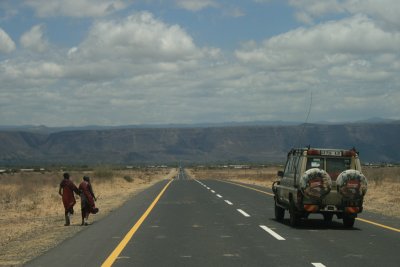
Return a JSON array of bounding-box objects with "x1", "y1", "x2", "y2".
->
[{"x1": 270, "y1": 218, "x2": 361, "y2": 231}]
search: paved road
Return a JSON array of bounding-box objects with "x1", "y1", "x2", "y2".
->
[{"x1": 26, "y1": 170, "x2": 400, "y2": 267}]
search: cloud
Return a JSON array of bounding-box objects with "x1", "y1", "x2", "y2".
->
[
  {"x1": 223, "y1": 7, "x2": 246, "y2": 18},
  {"x1": 0, "y1": 28, "x2": 16, "y2": 53},
  {"x1": 175, "y1": 0, "x2": 218, "y2": 11},
  {"x1": 235, "y1": 15, "x2": 400, "y2": 68},
  {"x1": 289, "y1": 0, "x2": 344, "y2": 19},
  {"x1": 20, "y1": 24, "x2": 49, "y2": 53},
  {"x1": 328, "y1": 59, "x2": 391, "y2": 82},
  {"x1": 289, "y1": 0, "x2": 400, "y2": 29},
  {"x1": 1, "y1": 11, "x2": 221, "y2": 108},
  {"x1": 0, "y1": 11, "x2": 226, "y2": 126},
  {"x1": 65, "y1": 11, "x2": 219, "y2": 81},
  {"x1": 273, "y1": 15, "x2": 400, "y2": 53},
  {"x1": 346, "y1": 0, "x2": 400, "y2": 30},
  {"x1": 24, "y1": 0, "x2": 128, "y2": 18},
  {"x1": 80, "y1": 12, "x2": 197, "y2": 59},
  {"x1": 234, "y1": 14, "x2": 400, "y2": 121},
  {"x1": 0, "y1": 59, "x2": 64, "y2": 90},
  {"x1": 0, "y1": 1, "x2": 19, "y2": 21},
  {"x1": 294, "y1": 12, "x2": 314, "y2": 25}
]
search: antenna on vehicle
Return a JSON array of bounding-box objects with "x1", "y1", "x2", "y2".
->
[{"x1": 294, "y1": 90, "x2": 313, "y2": 148}]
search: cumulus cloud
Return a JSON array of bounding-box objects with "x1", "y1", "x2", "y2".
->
[
  {"x1": 233, "y1": 14, "x2": 400, "y2": 122},
  {"x1": 20, "y1": 24, "x2": 49, "y2": 53},
  {"x1": 236, "y1": 15, "x2": 400, "y2": 68},
  {"x1": 175, "y1": 0, "x2": 218, "y2": 11},
  {"x1": 289, "y1": 0, "x2": 400, "y2": 29},
  {"x1": 0, "y1": 59, "x2": 64, "y2": 90},
  {"x1": 289, "y1": 0, "x2": 344, "y2": 19},
  {"x1": 328, "y1": 59, "x2": 391, "y2": 82},
  {"x1": 24, "y1": 0, "x2": 128, "y2": 18},
  {"x1": 12, "y1": 11, "x2": 224, "y2": 125},
  {"x1": 0, "y1": 28, "x2": 16, "y2": 53},
  {"x1": 65, "y1": 11, "x2": 220, "y2": 81},
  {"x1": 82, "y1": 12, "x2": 199, "y2": 60},
  {"x1": 346, "y1": 0, "x2": 400, "y2": 30}
]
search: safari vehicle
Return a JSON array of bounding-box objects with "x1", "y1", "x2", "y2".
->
[{"x1": 272, "y1": 147, "x2": 368, "y2": 227}]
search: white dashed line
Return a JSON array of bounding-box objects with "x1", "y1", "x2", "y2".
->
[
  {"x1": 224, "y1": 200, "x2": 233, "y2": 205},
  {"x1": 237, "y1": 209, "x2": 250, "y2": 217},
  {"x1": 206, "y1": 187, "x2": 210, "y2": 190},
  {"x1": 311, "y1": 263, "x2": 326, "y2": 267},
  {"x1": 210, "y1": 190, "x2": 215, "y2": 193},
  {"x1": 259, "y1": 225, "x2": 285, "y2": 241},
  {"x1": 116, "y1": 256, "x2": 130, "y2": 259},
  {"x1": 180, "y1": 255, "x2": 192, "y2": 258},
  {"x1": 216, "y1": 194, "x2": 223, "y2": 198}
]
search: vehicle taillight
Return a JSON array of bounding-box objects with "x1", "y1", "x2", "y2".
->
[
  {"x1": 304, "y1": 204, "x2": 319, "y2": 212},
  {"x1": 345, "y1": 207, "x2": 360, "y2": 213}
]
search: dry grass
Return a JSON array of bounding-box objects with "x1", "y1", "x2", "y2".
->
[
  {"x1": 362, "y1": 166, "x2": 400, "y2": 218},
  {"x1": 188, "y1": 166, "x2": 400, "y2": 218},
  {"x1": 187, "y1": 166, "x2": 278, "y2": 188},
  {"x1": 0, "y1": 168, "x2": 177, "y2": 267}
]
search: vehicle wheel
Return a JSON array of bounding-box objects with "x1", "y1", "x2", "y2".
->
[
  {"x1": 274, "y1": 201, "x2": 285, "y2": 221},
  {"x1": 323, "y1": 213, "x2": 333, "y2": 223},
  {"x1": 343, "y1": 215, "x2": 355, "y2": 228},
  {"x1": 289, "y1": 205, "x2": 299, "y2": 227}
]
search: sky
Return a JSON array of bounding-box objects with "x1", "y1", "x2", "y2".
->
[{"x1": 0, "y1": 0, "x2": 399, "y2": 127}]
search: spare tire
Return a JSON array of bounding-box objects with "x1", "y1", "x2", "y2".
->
[
  {"x1": 336, "y1": 170, "x2": 368, "y2": 199},
  {"x1": 300, "y1": 168, "x2": 332, "y2": 200}
]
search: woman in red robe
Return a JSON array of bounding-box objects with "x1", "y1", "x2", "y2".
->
[
  {"x1": 79, "y1": 176, "x2": 99, "y2": 226},
  {"x1": 58, "y1": 173, "x2": 80, "y2": 226}
]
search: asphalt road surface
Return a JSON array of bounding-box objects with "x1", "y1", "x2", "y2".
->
[{"x1": 27, "y1": 170, "x2": 400, "y2": 267}]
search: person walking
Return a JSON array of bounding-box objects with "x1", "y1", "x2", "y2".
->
[
  {"x1": 58, "y1": 172, "x2": 80, "y2": 226},
  {"x1": 79, "y1": 176, "x2": 99, "y2": 226}
]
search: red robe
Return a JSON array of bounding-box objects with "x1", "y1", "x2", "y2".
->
[
  {"x1": 60, "y1": 179, "x2": 79, "y2": 211},
  {"x1": 79, "y1": 181, "x2": 97, "y2": 213}
]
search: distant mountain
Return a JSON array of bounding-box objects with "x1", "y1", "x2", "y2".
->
[
  {"x1": 1, "y1": 118, "x2": 399, "y2": 133},
  {"x1": 0, "y1": 120, "x2": 302, "y2": 134},
  {"x1": 1, "y1": 122, "x2": 399, "y2": 165},
  {"x1": 353, "y1": 117, "x2": 398, "y2": 124}
]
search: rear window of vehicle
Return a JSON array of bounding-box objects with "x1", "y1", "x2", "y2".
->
[
  {"x1": 307, "y1": 158, "x2": 322, "y2": 169},
  {"x1": 306, "y1": 157, "x2": 352, "y2": 180}
]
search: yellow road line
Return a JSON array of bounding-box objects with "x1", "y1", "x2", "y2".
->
[
  {"x1": 101, "y1": 179, "x2": 173, "y2": 267},
  {"x1": 218, "y1": 179, "x2": 400, "y2": 233},
  {"x1": 218, "y1": 179, "x2": 274, "y2": 196},
  {"x1": 356, "y1": 217, "x2": 400, "y2": 233}
]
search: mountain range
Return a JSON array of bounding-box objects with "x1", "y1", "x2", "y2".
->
[{"x1": 1, "y1": 121, "x2": 399, "y2": 166}]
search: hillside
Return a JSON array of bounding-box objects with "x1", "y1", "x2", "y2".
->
[{"x1": 0, "y1": 122, "x2": 399, "y2": 165}]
